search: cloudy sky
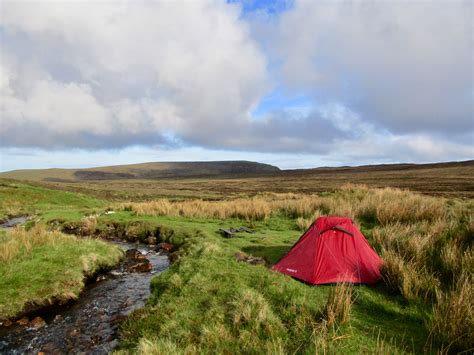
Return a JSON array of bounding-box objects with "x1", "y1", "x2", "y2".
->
[{"x1": 0, "y1": 0, "x2": 472, "y2": 171}]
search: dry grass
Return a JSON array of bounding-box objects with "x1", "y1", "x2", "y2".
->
[
  {"x1": 0, "y1": 225, "x2": 71, "y2": 262},
  {"x1": 324, "y1": 283, "x2": 353, "y2": 327},
  {"x1": 80, "y1": 216, "x2": 97, "y2": 235},
  {"x1": 430, "y1": 274, "x2": 474, "y2": 351},
  {"x1": 128, "y1": 197, "x2": 273, "y2": 221},
  {"x1": 124, "y1": 186, "x2": 446, "y2": 225}
]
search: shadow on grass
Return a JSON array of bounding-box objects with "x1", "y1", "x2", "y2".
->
[
  {"x1": 352, "y1": 285, "x2": 431, "y2": 353},
  {"x1": 241, "y1": 245, "x2": 290, "y2": 265}
]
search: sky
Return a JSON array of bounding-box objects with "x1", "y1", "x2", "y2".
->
[{"x1": 0, "y1": 0, "x2": 472, "y2": 171}]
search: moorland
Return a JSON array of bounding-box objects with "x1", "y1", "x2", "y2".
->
[{"x1": 0, "y1": 160, "x2": 472, "y2": 353}]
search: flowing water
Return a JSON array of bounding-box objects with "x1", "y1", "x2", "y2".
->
[{"x1": 0, "y1": 230, "x2": 170, "y2": 354}]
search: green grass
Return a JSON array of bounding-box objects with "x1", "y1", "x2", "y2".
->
[
  {"x1": 0, "y1": 180, "x2": 106, "y2": 222},
  {"x1": 115, "y1": 223, "x2": 429, "y2": 354},
  {"x1": 0, "y1": 227, "x2": 123, "y2": 319}
]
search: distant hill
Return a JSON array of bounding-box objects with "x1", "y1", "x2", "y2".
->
[
  {"x1": 285, "y1": 160, "x2": 474, "y2": 175},
  {"x1": 0, "y1": 161, "x2": 281, "y2": 182}
]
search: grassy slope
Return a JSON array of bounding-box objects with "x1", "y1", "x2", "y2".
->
[
  {"x1": 0, "y1": 180, "x2": 106, "y2": 222},
  {"x1": 108, "y1": 214, "x2": 429, "y2": 354},
  {"x1": 0, "y1": 227, "x2": 123, "y2": 319}
]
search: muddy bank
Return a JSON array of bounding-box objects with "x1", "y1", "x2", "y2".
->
[{"x1": 0, "y1": 241, "x2": 169, "y2": 354}]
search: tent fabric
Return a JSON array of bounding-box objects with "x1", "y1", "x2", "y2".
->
[{"x1": 272, "y1": 216, "x2": 382, "y2": 285}]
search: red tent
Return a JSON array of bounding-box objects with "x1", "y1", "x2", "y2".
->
[{"x1": 272, "y1": 216, "x2": 382, "y2": 285}]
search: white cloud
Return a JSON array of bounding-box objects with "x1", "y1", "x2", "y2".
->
[
  {"x1": 274, "y1": 0, "x2": 473, "y2": 134},
  {"x1": 0, "y1": 0, "x2": 267, "y2": 147}
]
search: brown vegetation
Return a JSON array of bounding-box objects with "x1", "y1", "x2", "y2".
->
[
  {"x1": 3, "y1": 160, "x2": 472, "y2": 201},
  {"x1": 0, "y1": 225, "x2": 72, "y2": 262},
  {"x1": 124, "y1": 185, "x2": 447, "y2": 224}
]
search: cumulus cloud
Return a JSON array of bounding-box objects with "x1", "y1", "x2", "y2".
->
[
  {"x1": 0, "y1": 0, "x2": 268, "y2": 148},
  {"x1": 274, "y1": 0, "x2": 473, "y2": 134},
  {"x1": 0, "y1": 0, "x2": 472, "y2": 164}
]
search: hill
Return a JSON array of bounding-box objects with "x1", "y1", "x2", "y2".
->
[{"x1": 0, "y1": 161, "x2": 280, "y2": 182}]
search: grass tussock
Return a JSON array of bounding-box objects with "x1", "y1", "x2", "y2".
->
[
  {"x1": 0, "y1": 225, "x2": 122, "y2": 319},
  {"x1": 324, "y1": 283, "x2": 353, "y2": 327},
  {"x1": 430, "y1": 274, "x2": 474, "y2": 351}
]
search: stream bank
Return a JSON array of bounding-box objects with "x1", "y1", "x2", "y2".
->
[{"x1": 0, "y1": 236, "x2": 169, "y2": 354}]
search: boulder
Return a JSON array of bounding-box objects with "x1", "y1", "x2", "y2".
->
[
  {"x1": 125, "y1": 248, "x2": 152, "y2": 273},
  {"x1": 127, "y1": 261, "x2": 152, "y2": 273}
]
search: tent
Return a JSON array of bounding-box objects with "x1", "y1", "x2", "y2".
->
[{"x1": 272, "y1": 216, "x2": 382, "y2": 285}]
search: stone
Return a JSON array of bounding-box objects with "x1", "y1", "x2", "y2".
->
[
  {"x1": 127, "y1": 260, "x2": 152, "y2": 273},
  {"x1": 234, "y1": 252, "x2": 266, "y2": 266},
  {"x1": 125, "y1": 249, "x2": 147, "y2": 260},
  {"x1": 16, "y1": 317, "x2": 29, "y2": 326},
  {"x1": 30, "y1": 316, "x2": 46, "y2": 329},
  {"x1": 157, "y1": 242, "x2": 174, "y2": 252}
]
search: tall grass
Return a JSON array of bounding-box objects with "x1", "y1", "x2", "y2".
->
[
  {"x1": 124, "y1": 186, "x2": 446, "y2": 224},
  {"x1": 0, "y1": 225, "x2": 71, "y2": 262},
  {"x1": 324, "y1": 283, "x2": 353, "y2": 327},
  {"x1": 430, "y1": 274, "x2": 474, "y2": 351}
]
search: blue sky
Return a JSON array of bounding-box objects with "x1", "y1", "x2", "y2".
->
[{"x1": 0, "y1": 0, "x2": 472, "y2": 171}]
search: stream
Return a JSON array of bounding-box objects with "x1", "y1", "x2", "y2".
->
[{"x1": 0, "y1": 226, "x2": 170, "y2": 354}]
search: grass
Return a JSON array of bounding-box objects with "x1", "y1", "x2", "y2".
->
[
  {"x1": 116, "y1": 226, "x2": 426, "y2": 354},
  {"x1": 0, "y1": 180, "x2": 106, "y2": 223},
  {"x1": 0, "y1": 225, "x2": 123, "y2": 319},
  {"x1": 111, "y1": 186, "x2": 472, "y2": 353},
  {"x1": 0, "y1": 180, "x2": 472, "y2": 353}
]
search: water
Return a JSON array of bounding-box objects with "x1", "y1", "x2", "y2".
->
[
  {"x1": 0, "y1": 240, "x2": 169, "y2": 354},
  {"x1": 0, "y1": 217, "x2": 27, "y2": 229}
]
